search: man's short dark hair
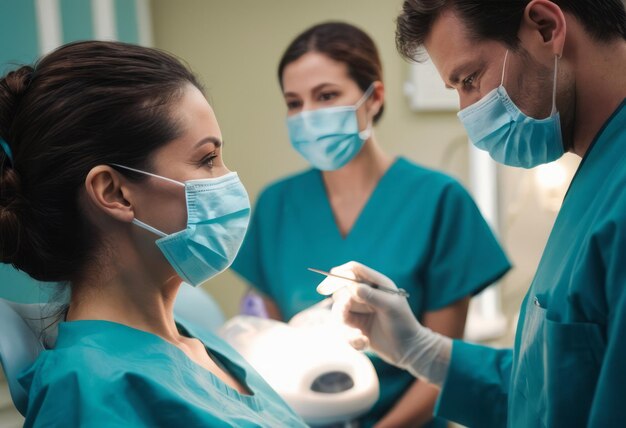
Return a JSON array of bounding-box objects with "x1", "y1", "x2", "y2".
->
[{"x1": 396, "y1": 0, "x2": 626, "y2": 61}]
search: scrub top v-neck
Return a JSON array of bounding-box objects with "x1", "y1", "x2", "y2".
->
[
  {"x1": 19, "y1": 319, "x2": 306, "y2": 427},
  {"x1": 232, "y1": 156, "x2": 511, "y2": 427}
]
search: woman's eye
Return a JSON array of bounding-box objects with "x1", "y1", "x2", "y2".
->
[
  {"x1": 200, "y1": 153, "x2": 218, "y2": 168},
  {"x1": 286, "y1": 100, "x2": 301, "y2": 110},
  {"x1": 319, "y1": 92, "x2": 337, "y2": 102}
]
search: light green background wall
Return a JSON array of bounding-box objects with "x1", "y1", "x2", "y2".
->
[{"x1": 152, "y1": 0, "x2": 478, "y2": 317}]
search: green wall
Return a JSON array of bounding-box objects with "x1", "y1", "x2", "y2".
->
[{"x1": 151, "y1": 0, "x2": 470, "y2": 317}]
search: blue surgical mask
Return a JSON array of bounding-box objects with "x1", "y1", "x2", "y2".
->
[
  {"x1": 112, "y1": 164, "x2": 251, "y2": 286},
  {"x1": 286, "y1": 84, "x2": 375, "y2": 171},
  {"x1": 458, "y1": 51, "x2": 564, "y2": 169}
]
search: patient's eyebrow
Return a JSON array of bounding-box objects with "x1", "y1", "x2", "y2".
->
[{"x1": 194, "y1": 136, "x2": 223, "y2": 149}]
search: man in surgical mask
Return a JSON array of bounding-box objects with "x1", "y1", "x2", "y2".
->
[{"x1": 328, "y1": 1, "x2": 626, "y2": 427}]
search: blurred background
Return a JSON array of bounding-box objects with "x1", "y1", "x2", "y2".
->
[{"x1": 0, "y1": 0, "x2": 580, "y2": 425}]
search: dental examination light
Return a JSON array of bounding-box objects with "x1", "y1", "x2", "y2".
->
[{"x1": 220, "y1": 301, "x2": 379, "y2": 427}]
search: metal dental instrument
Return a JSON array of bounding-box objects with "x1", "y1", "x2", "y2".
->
[{"x1": 308, "y1": 267, "x2": 410, "y2": 298}]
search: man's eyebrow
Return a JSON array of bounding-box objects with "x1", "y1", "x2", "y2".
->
[
  {"x1": 447, "y1": 59, "x2": 485, "y2": 86},
  {"x1": 448, "y1": 64, "x2": 469, "y2": 85}
]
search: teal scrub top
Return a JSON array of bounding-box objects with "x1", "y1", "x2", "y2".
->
[
  {"x1": 19, "y1": 319, "x2": 307, "y2": 428},
  {"x1": 232, "y1": 157, "x2": 511, "y2": 427},
  {"x1": 436, "y1": 99, "x2": 626, "y2": 428}
]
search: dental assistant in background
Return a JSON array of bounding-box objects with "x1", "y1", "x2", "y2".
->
[
  {"x1": 332, "y1": 1, "x2": 626, "y2": 427},
  {"x1": 231, "y1": 22, "x2": 511, "y2": 428},
  {"x1": 0, "y1": 41, "x2": 306, "y2": 427}
]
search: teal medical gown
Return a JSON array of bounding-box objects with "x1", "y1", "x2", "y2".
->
[
  {"x1": 19, "y1": 319, "x2": 307, "y2": 427},
  {"x1": 232, "y1": 157, "x2": 511, "y2": 427},
  {"x1": 436, "y1": 99, "x2": 626, "y2": 427}
]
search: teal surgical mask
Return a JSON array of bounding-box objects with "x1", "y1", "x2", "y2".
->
[
  {"x1": 112, "y1": 164, "x2": 251, "y2": 286},
  {"x1": 287, "y1": 84, "x2": 375, "y2": 171},
  {"x1": 458, "y1": 51, "x2": 564, "y2": 169}
]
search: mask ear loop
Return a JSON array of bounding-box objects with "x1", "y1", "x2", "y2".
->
[
  {"x1": 354, "y1": 83, "x2": 376, "y2": 109},
  {"x1": 355, "y1": 83, "x2": 376, "y2": 140},
  {"x1": 551, "y1": 55, "x2": 559, "y2": 115},
  {"x1": 501, "y1": 50, "x2": 509, "y2": 87},
  {"x1": 132, "y1": 218, "x2": 167, "y2": 237},
  {"x1": 110, "y1": 163, "x2": 185, "y2": 187},
  {"x1": 110, "y1": 163, "x2": 184, "y2": 238}
]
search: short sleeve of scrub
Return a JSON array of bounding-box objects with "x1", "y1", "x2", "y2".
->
[{"x1": 422, "y1": 181, "x2": 511, "y2": 311}]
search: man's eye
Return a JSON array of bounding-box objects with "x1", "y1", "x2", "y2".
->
[{"x1": 462, "y1": 73, "x2": 477, "y2": 88}]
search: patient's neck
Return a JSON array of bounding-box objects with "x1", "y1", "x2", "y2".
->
[{"x1": 67, "y1": 265, "x2": 183, "y2": 343}]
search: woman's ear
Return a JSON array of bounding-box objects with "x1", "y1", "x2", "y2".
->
[
  {"x1": 369, "y1": 80, "x2": 385, "y2": 119},
  {"x1": 83, "y1": 165, "x2": 135, "y2": 223},
  {"x1": 520, "y1": 0, "x2": 567, "y2": 58}
]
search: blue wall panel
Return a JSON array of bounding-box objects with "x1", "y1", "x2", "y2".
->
[
  {"x1": 0, "y1": 0, "x2": 39, "y2": 72},
  {"x1": 115, "y1": 0, "x2": 138, "y2": 44},
  {"x1": 60, "y1": 0, "x2": 94, "y2": 43},
  {"x1": 0, "y1": 0, "x2": 142, "y2": 303}
]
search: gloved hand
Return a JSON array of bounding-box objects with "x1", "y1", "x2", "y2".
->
[{"x1": 328, "y1": 261, "x2": 452, "y2": 386}]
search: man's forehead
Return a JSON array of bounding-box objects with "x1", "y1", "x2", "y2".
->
[
  {"x1": 424, "y1": 13, "x2": 465, "y2": 69},
  {"x1": 424, "y1": 10, "x2": 503, "y2": 83}
]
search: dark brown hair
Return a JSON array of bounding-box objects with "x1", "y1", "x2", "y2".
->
[
  {"x1": 0, "y1": 41, "x2": 202, "y2": 283},
  {"x1": 396, "y1": 0, "x2": 626, "y2": 61},
  {"x1": 277, "y1": 21, "x2": 385, "y2": 124}
]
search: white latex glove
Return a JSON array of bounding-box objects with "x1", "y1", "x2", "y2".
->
[{"x1": 327, "y1": 261, "x2": 452, "y2": 386}]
